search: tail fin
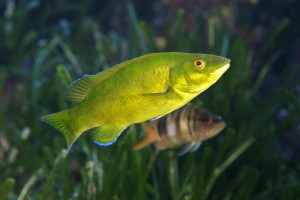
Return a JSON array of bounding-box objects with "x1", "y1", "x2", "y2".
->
[
  {"x1": 133, "y1": 123, "x2": 159, "y2": 150},
  {"x1": 133, "y1": 136, "x2": 154, "y2": 150},
  {"x1": 41, "y1": 109, "x2": 81, "y2": 151}
]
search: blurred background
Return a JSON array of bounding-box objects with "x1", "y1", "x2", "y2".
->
[{"x1": 0, "y1": 0, "x2": 300, "y2": 199}]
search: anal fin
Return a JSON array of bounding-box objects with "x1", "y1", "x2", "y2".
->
[{"x1": 92, "y1": 125, "x2": 127, "y2": 146}]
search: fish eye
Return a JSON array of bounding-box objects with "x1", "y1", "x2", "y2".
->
[{"x1": 193, "y1": 59, "x2": 204, "y2": 69}]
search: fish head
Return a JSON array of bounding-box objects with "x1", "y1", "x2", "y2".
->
[
  {"x1": 193, "y1": 109, "x2": 226, "y2": 140},
  {"x1": 172, "y1": 54, "x2": 230, "y2": 93}
]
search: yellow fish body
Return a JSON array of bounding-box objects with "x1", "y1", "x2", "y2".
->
[
  {"x1": 41, "y1": 52, "x2": 230, "y2": 150},
  {"x1": 134, "y1": 103, "x2": 226, "y2": 155}
]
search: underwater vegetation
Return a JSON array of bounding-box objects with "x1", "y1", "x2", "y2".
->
[{"x1": 0, "y1": 0, "x2": 300, "y2": 199}]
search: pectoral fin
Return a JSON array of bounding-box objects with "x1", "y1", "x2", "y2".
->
[
  {"x1": 177, "y1": 142, "x2": 201, "y2": 156},
  {"x1": 142, "y1": 86, "x2": 173, "y2": 98},
  {"x1": 92, "y1": 125, "x2": 127, "y2": 146},
  {"x1": 189, "y1": 142, "x2": 202, "y2": 152},
  {"x1": 139, "y1": 86, "x2": 176, "y2": 111}
]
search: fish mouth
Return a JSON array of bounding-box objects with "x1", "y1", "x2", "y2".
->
[
  {"x1": 211, "y1": 63, "x2": 230, "y2": 74},
  {"x1": 209, "y1": 121, "x2": 226, "y2": 137},
  {"x1": 216, "y1": 121, "x2": 226, "y2": 131}
]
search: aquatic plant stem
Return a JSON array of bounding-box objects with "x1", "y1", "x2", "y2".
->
[
  {"x1": 202, "y1": 137, "x2": 255, "y2": 200},
  {"x1": 143, "y1": 149, "x2": 160, "y2": 181},
  {"x1": 18, "y1": 168, "x2": 44, "y2": 200}
]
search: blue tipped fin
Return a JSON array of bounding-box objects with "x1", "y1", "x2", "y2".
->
[
  {"x1": 66, "y1": 64, "x2": 125, "y2": 103},
  {"x1": 92, "y1": 125, "x2": 127, "y2": 146},
  {"x1": 40, "y1": 109, "x2": 81, "y2": 152},
  {"x1": 66, "y1": 53, "x2": 156, "y2": 103}
]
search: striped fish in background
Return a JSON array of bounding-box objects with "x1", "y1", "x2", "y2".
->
[{"x1": 133, "y1": 103, "x2": 226, "y2": 156}]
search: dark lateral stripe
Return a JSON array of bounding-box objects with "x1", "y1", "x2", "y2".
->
[
  {"x1": 157, "y1": 116, "x2": 167, "y2": 138},
  {"x1": 174, "y1": 107, "x2": 182, "y2": 136},
  {"x1": 192, "y1": 107, "x2": 199, "y2": 135},
  {"x1": 187, "y1": 106, "x2": 194, "y2": 137}
]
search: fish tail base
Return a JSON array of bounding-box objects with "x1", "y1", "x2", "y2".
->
[
  {"x1": 133, "y1": 124, "x2": 159, "y2": 150},
  {"x1": 41, "y1": 109, "x2": 80, "y2": 151}
]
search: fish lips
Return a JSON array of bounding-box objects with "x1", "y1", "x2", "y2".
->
[{"x1": 210, "y1": 63, "x2": 230, "y2": 75}]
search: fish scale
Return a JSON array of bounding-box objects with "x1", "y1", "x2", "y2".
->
[
  {"x1": 134, "y1": 103, "x2": 226, "y2": 156},
  {"x1": 41, "y1": 52, "x2": 230, "y2": 151}
]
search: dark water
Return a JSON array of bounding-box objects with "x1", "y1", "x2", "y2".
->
[{"x1": 0, "y1": 1, "x2": 299, "y2": 199}]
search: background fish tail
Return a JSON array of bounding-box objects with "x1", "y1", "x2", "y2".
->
[
  {"x1": 41, "y1": 109, "x2": 80, "y2": 151},
  {"x1": 133, "y1": 124, "x2": 159, "y2": 150}
]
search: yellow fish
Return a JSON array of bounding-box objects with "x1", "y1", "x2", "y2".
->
[
  {"x1": 134, "y1": 103, "x2": 226, "y2": 156},
  {"x1": 41, "y1": 52, "x2": 230, "y2": 151}
]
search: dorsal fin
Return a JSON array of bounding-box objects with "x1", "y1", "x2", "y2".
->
[
  {"x1": 65, "y1": 64, "x2": 124, "y2": 102},
  {"x1": 66, "y1": 53, "x2": 154, "y2": 102}
]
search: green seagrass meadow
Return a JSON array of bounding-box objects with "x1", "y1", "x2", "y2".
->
[{"x1": 1, "y1": 1, "x2": 299, "y2": 199}]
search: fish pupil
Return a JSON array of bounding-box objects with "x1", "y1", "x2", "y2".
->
[{"x1": 197, "y1": 61, "x2": 201, "y2": 66}]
